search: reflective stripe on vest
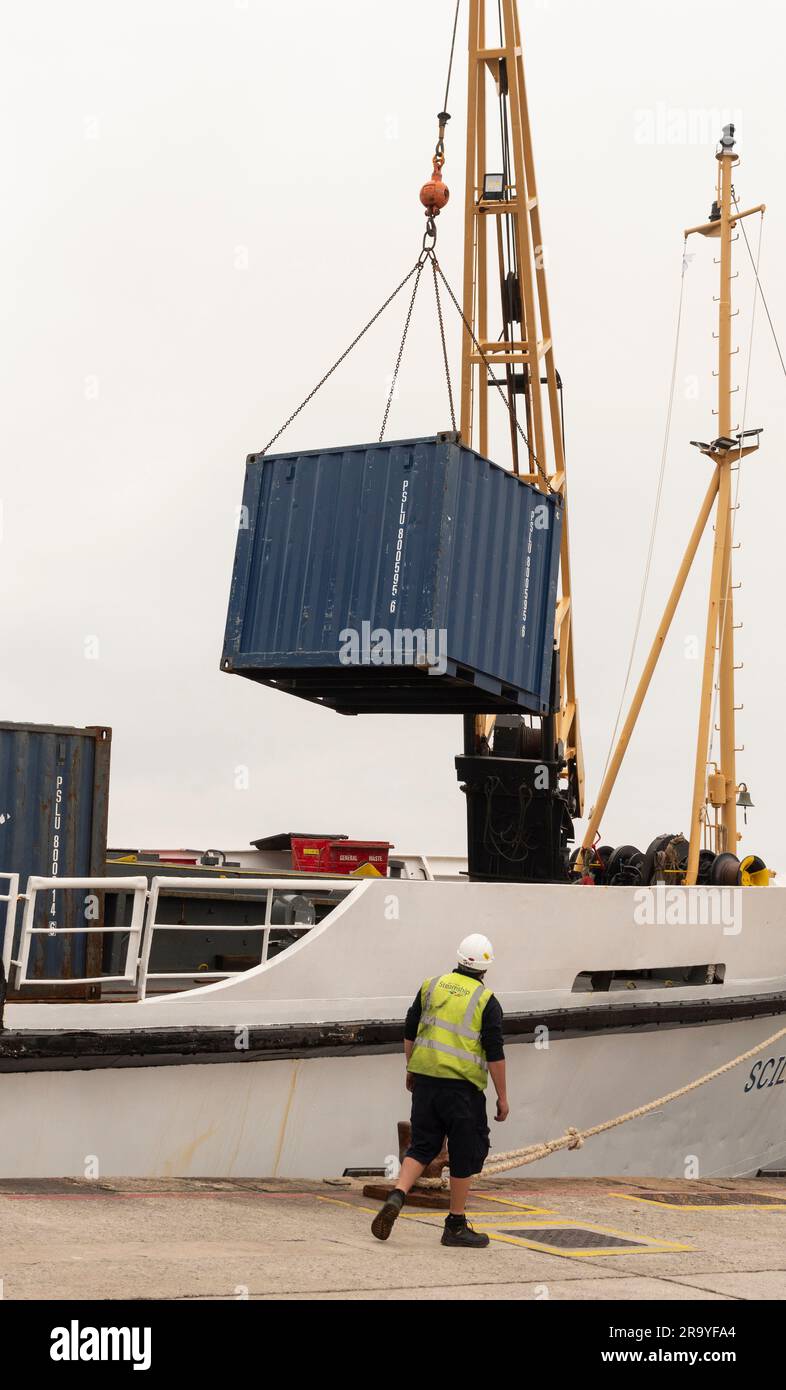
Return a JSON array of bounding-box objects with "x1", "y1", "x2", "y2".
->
[
  {"x1": 408, "y1": 971, "x2": 491, "y2": 1091},
  {"x1": 412, "y1": 1037, "x2": 489, "y2": 1072}
]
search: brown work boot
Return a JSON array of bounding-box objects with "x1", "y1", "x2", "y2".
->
[{"x1": 371, "y1": 1189, "x2": 405, "y2": 1241}]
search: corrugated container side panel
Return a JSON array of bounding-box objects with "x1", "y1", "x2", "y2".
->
[
  {"x1": 522, "y1": 491, "x2": 543, "y2": 693},
  {"x1": 242, "y1": 464, "x2": 266, "y2": 652},
  {"x1": 266, "y1": 462, "x2": 293, "y2": 651},
  {"x1": 256, "y1": 462, "x2": 293, "y2": 654},
  {"x1": 495, "y1": 468, "x2": 522, "y2": 685},
  {"x1": 443, "y1": 450, "x2": 525, "y2": 692},
  {"x1": 477, "y1": 460, "x2": 504, "y2": 684},
  {"x1": 293, "y1": 452, "x2": 331, "y2": 649},
  {"x1": 293, "y1": 459, "x2": 319, "y2": 653},
  {"x1": 315, "y1": 451, "x2": 354, "y2": 652},
  {"x1": 222, "y1": 463, "x2": 262, "y2": 662},
  {"x1": 530, "y1": 497, "x2": 559, "y2": 703},
  {"x1": 320, "y1": 454, "x2": 350, "y2": 649},
  {"x1": 394, "y1": 444, "x2": 420, "y2": 631},
  {"x1": 250, "y1": 460, "x2": 297, "y2": 654},
  {"x1": 432, "y1": 446, "x2": 457, "y2": 636},
  {"x1": 334, "y1": 449, "x2": 367, "y2": 641},
  {"x1": 528, "y1": 491, "x2": 559, "y2": 703},
  {"x1": 275, "y1": 459, "x2": 309, "y2": 651},
  {"x1": 440, "y1": 447, "x2": 474, "y2": 663},
  {"x1": 541, "y1": 505, "x2": 563, "y2": 696},
  {"x1": 397, "y1": 441, "x2": 441, "y2": 632},
  {"x1": 352, "y1": 446, "x2": 395, "y2": 633},
  {"x1": 424, "y1": 440, "x2": 449, "y2": 630},
  {"x1": 242, "y1": 463, "x2": 269, "y2": 650},
  {"x1": 0, "y1": 723, "x2": 111, "y2": 983}
]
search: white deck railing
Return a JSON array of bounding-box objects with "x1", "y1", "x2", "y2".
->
[
  {"x1": 1, "y1": 873, "x2": 363, "y2": 1000},
  {"x1": 15, "y1": 877, "x2": 149, "y2": 988},
  {"x1": 0, "y1": 872, "x2": 20, "y2": 982},
  {"x1": 138, "y1": 875, "x2": 359, "y2": 999}
]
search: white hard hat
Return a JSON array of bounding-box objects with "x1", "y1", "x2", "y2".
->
[{"x1": 457, "y1": 933, "x2": 494, "y2": 969}]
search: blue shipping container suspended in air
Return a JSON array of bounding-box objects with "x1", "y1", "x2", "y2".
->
[{"x1": 221, "y1": 435, "x2": 562, "y2": 715}]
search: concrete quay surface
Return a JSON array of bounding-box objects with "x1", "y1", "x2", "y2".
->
[{"x1": 1, "y1": 1175, "x2": 785, "y2": 1301}]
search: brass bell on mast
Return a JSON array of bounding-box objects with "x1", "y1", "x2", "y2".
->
[{"x1": 736, "y1": 783, "x2": 754, "y2": 823}]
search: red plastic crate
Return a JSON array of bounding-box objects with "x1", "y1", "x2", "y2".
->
[{"x1": 291, "y1": 837, "x2": 391, "y2": 876}]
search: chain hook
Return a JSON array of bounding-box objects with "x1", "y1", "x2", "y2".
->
[{"x1": 422, "y1": 217, "x2": 438, "y2": 254}]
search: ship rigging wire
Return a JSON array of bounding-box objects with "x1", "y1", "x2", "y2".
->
[
  {"x1": 734, "y1": 195, "x2": 786, "y2": 382},
  {"x1": 706, "y1": 207, "x2": 764, "y2": 779}
]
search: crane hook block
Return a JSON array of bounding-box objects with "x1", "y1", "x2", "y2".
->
[{"x1": 420, "y1": 157, "x2": 450, "y2": 217}]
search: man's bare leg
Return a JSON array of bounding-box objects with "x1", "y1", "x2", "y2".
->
[
  {"x1": 371, "y1": 1156, "x2": 426, "y2": 1241},
  {"x1": 395, "y1": 1156, "x2": 426, "y2": 1194},
  {"x1": 448, "y1": 1175, "x2": 471, "y2": 1216}
]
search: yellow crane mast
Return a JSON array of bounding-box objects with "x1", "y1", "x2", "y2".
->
[{"x1": 457, "y1": 0, "x2": 584, "y2": 824}]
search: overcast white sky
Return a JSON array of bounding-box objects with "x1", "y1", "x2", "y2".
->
[{"x1": 1, "y1": 0, "x2": 784, "y2": 868}]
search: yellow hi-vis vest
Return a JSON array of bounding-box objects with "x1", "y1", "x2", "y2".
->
[{"x1": 408, "y1": 972, "x2": 492, "y2": 1092}]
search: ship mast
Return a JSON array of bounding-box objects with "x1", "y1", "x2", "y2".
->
[
  {"x1": 458, "y1": 0, "x2": 583, "y2": 819},
  {"x1": 579, "y1": 125, "x2": 764, "y2": 880}
]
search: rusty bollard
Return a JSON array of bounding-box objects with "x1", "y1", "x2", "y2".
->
[{"x1": 362, "y1": 1120, "x2": 450, "y2": 1209}]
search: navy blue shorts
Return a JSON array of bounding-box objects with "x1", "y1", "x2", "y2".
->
[{"x1": 405, "y1": 1077, "x2": 490, "y2": 1179}]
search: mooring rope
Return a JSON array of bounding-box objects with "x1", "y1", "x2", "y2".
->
[{"x1": 476, "y1": 1020, "x2": 786, "y2": 1179}]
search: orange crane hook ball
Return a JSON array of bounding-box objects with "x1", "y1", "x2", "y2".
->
[{"x1": 420, "y1": 156, "x2": 449, "y2": 217}]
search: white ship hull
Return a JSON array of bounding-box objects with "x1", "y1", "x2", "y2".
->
[
  {"x1": 1, "y1": 1013, "x2": 785, "y2": 1180},
  {"x1": 2, "y1": 878, "x2": 785, "y2": 1179}
]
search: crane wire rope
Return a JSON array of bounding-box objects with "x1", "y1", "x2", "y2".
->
[{"x1": 442, "y1": 0, "x2": 461, "y2": 118}]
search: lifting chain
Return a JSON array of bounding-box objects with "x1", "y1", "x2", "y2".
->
[
  {"x1": 260, "y1": 259, "x2": 423, "y2": 456},
  {"x1": 379, "y1": 258, "x2": 426, "y2": 442},
  {"x1": 430, "y1": 253, "x2": 456, "y2": 433},
  {"x1": 261, "y1": 227, "x2": 553, "y2": 495}
]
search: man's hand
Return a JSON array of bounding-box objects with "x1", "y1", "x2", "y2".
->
[
  {"x1": 489, "y1": 1060, "x2": 508, "y2": 1120},
  {"x1": 406, "y1": 1071, "x2": 415, "y2": 1093}
]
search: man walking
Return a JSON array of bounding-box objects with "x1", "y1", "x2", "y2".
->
[{"x1": 371, "y1": 933, "x2": 508, "y2": 1248}]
